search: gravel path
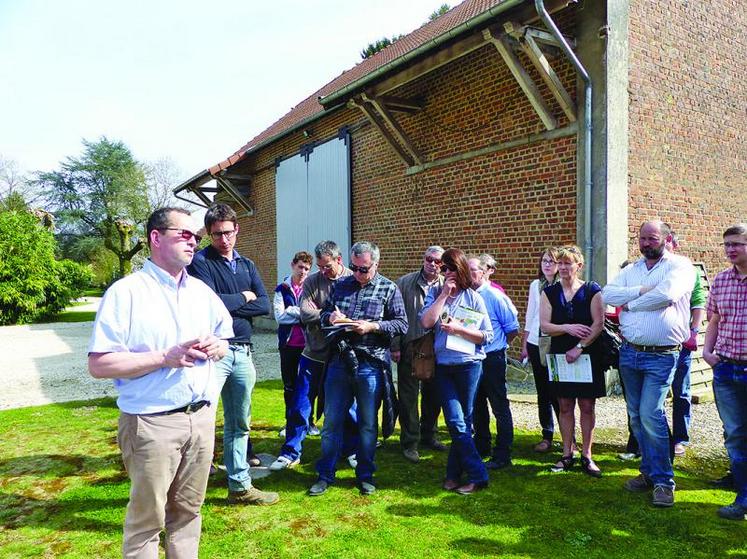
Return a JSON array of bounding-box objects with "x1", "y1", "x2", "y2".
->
[{"x1": 0, "y1": 302, "x2": 727, "y2": 462}]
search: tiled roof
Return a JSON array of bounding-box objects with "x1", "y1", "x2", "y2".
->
[{"x1": 208, "y1": 0, "x2": 515, "y2": 174}]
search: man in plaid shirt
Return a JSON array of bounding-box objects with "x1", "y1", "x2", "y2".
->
[
  {"x1": 703, "y1": 223, "x2": 747, "y2": 521},
  {"x1": 308, "y1": 241, "x2": 407, "y2": 497}
]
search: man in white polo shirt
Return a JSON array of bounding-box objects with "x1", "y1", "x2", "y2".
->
[
  {"x1": 88, "y1": 207, "x2": 233, "y2": 558},
  {"x1": 603, "y1": 220, "x2": 695, "y2": 508}
]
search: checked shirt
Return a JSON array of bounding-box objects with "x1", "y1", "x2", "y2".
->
[
  {"x1": 321, "y1": 273, "x2": 408, "y2": 363},
  {"x1": 707, "y1": 266, "x2": 747, "y2": 361}
]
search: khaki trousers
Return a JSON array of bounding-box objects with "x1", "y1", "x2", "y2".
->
[{"x1": 118, "y1": 404, "x2": 216, "y2": 559}]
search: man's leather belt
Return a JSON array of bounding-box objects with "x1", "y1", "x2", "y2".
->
[
  {"x1": 717, "y1": 355, "x2": 747, "y2": 366},
  {"x1": 150, "y1": 401, "x2": 209, "y2": 416},
  {"x1": 625, "y1": 341, "x2": 681, "y2": 353}
]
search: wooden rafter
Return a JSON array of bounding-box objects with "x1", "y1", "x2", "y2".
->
[
  {"x1": 483, "y1": 28, "x2": 558, "y2": 130},
  {"x1": 350, "y1": 97, "x2": 415, "y2": 167},
  {"x1": 362, "y1": 93, "x2": 424, "y2": 166}
]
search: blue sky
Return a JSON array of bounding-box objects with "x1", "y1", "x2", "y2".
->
[{"x1": 0, "y1": 0, "x2": 454, "y2": 180}]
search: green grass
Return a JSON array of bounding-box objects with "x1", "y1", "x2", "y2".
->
[
  {"x1": 82, "y1": 288, "x2": 104, "y2": 298},
  {"x1": 43, "y1": 310, "x2": 97, "y2": 323},
  {"x1": 1, "y1": 381, "x2": 745, "y2": 558}
]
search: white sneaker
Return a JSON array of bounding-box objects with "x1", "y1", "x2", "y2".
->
[
  {"x1": 278, "y1": 428, "x2": 286, "y2": 438},
  {"x1": 269, "y1": 455, "x2": 300, "y2": 471},
  {"x1": 308, "y1": 425, "x2": 320, "y2": 436},
  {"x1": 347, "y1": 454, "x2": 358, "y2": 469}
]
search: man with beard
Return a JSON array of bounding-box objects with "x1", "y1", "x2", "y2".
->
[{"x1": 603, "y1": 220, "x2": 695, "y2": 507}]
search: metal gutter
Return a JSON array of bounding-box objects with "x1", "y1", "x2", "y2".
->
[
  {"x1": 534, "y1": 0, "x2": 593, "y2": 275},
  {"x1": 319, "y1": 0, "x2": 527, "y2": 108}
]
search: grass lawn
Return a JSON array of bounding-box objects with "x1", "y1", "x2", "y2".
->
[
  {"x1": 1, "y1": 380, "x2": 744, "y2": 558},
  {"x1": 43, "y1": 310, "x2": 97, "y2": 323}
]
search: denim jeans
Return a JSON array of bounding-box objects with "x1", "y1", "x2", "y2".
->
[
  {"x1": 435, "y1": 361, "x2": 488, "y2": 485},
  {"x1": 671, "y1": 348, "x2": 692, "y2": 445},
  {"x1": 316, "y1": 356, "x2": 382, "y2": 483},
  {"x1": 619, "y1": 343, "x2": 677, "y2": 488},
  {"x1": 281, "y1": 356, "x2": 358, "y2": 462},
  {"x1": 527, "y1": 342, "x2": 559, "y2": 441},
  {"x1": 712, "y1": 361, "x2": 747, "y2": 507},
  {"x1": 396, "y1": 344, "x2": 441, "y2": 450},
  {"x1": 473, "y1": 349, "x2": 513, "y2": 462},
  {"x1": 214, "y1": 345, "x2": 256, "y2": 492}
]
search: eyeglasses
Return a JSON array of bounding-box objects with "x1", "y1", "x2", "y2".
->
[
  {"x1": 424, "y1": 256, "x2": 442, "y2": 264},
  {"x1": 723, "y1": 241, "x2": 747, "y2": 249},
  {"x1": 440, "y1": 265, "x2": 456, "y2": 273},
  {"x1": 350, "y1": 264, "x2": 373, "y2": 274},
  {"x1": 318, "y1": 262, "x2": 336, "y2": 271},
  {"x1": 210, "y1": 229, "x2": 236, "y2": 240},
  {"x1": 158, "y1": 228, "x2": 202, "y2": 244},
  {"x1": 541, "y1": 259, "x2": 557, "y2": 265}
]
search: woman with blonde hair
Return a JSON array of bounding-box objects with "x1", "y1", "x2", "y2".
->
[{"x1": 540, "y1": 245, "x2": 605, "y2": 476}]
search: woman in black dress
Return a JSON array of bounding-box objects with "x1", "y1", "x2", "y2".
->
[{"x1": 540, "y1": 245, "x2": 605, "y2": 476}]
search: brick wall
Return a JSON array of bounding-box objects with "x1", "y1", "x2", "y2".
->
[
  {"x1": 627, "y1": 0, "x2": 747, "y2": 278},
  {"x1": 229, "y1": 9, "x2": 580, "y2": 333}
]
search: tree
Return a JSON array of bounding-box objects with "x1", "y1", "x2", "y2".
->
[
  {"x1": 143, "y1": 156, "x2": 199, "y2": 210},
  {"x1": 0, "y1": 208, "x2": 92, "y2": 325},
  {"x1": 35, "y1": 137, "x2": 150, "y2": 278},
  {"x1": 429, "y1": 4, "x2": 451, "y2": 21},
  {"x1": 0, "y1": 155, "x2": 40, "y2": 208},
  {"x1": 360, "y1": 35, "x2": 404, "y2": 60}
]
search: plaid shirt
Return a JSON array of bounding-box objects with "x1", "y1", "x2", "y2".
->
[
  {"x1": 321, "y1": 273, "x2": 408, "y2": 363},
  {"x1": 707, "y1": 266, "x2": 747, "y2": 360}
]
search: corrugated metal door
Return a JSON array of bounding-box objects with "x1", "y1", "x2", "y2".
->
[
  {"x1": 307, "y1": 136, "x2": 351, "y2": 270},
  {"x1": 275, "y1": 135, "x2": 351, "y2": 283},
  {"x1": 275, "y1": 153, "x2": 308, "y2": 283}
]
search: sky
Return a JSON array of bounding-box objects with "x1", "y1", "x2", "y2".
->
[{"x1": 0, "y1": 0, "x2": 455, "y2": 183}]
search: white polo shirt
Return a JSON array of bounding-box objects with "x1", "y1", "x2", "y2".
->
[{"x1": 89, "y1": 259, "x2": 233, "y2": 414}]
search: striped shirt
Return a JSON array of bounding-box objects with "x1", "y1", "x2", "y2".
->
[
  {"x1": 602, "y1": 251, "x2": 695, "y2": 346},
  {"x1": 707, "y1": 267, "x2": 747, "y2": 360}
]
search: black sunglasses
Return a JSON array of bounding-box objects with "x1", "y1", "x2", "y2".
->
[
  {"x1": 350, "y1": 264, "x2": 372, "y2": 274},
  {"x1": 158, "y1": 228, "x2": 202, "y2": 244},
  {"x1": 440, "y1": 265, "x2": 456, "y2": 273}
]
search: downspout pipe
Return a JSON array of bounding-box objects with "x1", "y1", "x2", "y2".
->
[{"x1": 535, "y1": 0, "x2": 593, "y2": 275}]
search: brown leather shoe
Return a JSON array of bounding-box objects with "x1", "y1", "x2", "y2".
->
[
  {"x1": 442, "y1": 479, "x2": 460, "y2": 491},
  {"x1": 227, "y1": 486, "x2": 280, "y2": 506},
  {"x1": 533, "y1": 439, "x2": 553, "y2": 453},
  {"x1": 455, "y1": 482, "x2": 487, "y2": 495}
]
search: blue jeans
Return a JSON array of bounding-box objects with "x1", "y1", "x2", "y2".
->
[
  {"x1": 619, "y1": 344, "x2": 677, "y2": 489},
  {"x1": 281, "y1": 356, "x2": 358, "y2": 461},
  {"x1": 436, "y1": 361, "x2": 488, "y2": 485},
  {"x1": 713, "y1": 361, "x2": 747, "y2": 507},
  {"x1": 473, "y1": 350, "x2": 513, "y2": 462},
  {"x1": 214, "y1": 345, "x2": 256, "y2": 492},
  {"x1": 316, "y1": 356, "x2": 382, "y2": 483},
  {"x1": 671, "y1": 348, "x2": 692, "y2": 445}
]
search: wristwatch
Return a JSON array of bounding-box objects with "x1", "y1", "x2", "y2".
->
[{"x1": 576, "y1": 342, "x2": 585, "y2": 350}]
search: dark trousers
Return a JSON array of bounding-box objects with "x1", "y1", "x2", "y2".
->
[
  {"x1": 279, "y1": 346, "x2": 305, "y2": 422},
  {"x1": 396, "y1": 345, "x2": 441, "y2": 450},
  {"x1": 473, "y1": 349, "x2": 513, "y2": 462},
  {"x1": 527, "y1": 342, "x2": 560, "y2": 441}
]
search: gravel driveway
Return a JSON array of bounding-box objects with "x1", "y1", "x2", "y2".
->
[{"x1": 0, "y1": 300, "x2": 727, "y2": 463}]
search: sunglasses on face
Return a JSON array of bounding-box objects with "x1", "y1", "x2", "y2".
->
[
  {"x1": 440, "y1": 265, "x2": 456, "y2": 273},
  {"x1": 159, "y1": 228, "x2": 202, "y2": 244},
  {"x1": 350, "y1": 264, "x2": 373, "y2": 274},
  {"x1": 424, "y1": 256, "x2": 442, "y2": 264}
]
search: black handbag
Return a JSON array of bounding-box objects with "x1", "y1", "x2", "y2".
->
[{"x1": 598, "y1": 317, "x2": 622, "y2": 371}]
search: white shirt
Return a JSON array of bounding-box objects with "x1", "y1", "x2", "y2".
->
[
  {"x1": 524, "y1": 279, "x2": 542, "y2": 345},
  {"x1": 89, "y1": 259, "x2": 234, "y2": 414},
  {"x1": 602, "y1": 251, "x2": 695, "y2": 346}
]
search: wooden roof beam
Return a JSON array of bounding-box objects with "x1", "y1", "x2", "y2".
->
[
  {"x1": 349, "y1": 97, "x2": 415, "y2": 167},
  {"x1": 483, "y1": 28, "x2": 558, "y2": 131},
  {"x1": 362, "y1": 93, "x2": 424, "y2": 166}
]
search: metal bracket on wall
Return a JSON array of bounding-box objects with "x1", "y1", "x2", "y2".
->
[
  {"x1": 349, "y1": 94, "x2": 424, "y2": 167},
  {"x1": 483, "y1": 27, "x2": 558, "y2": 130},
  {"x1": 215, "y1": 173, "x2": 254, "y2": 216},
  {"x1": 504, "y1": 22, "x2": 577, "y2": 123}
]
